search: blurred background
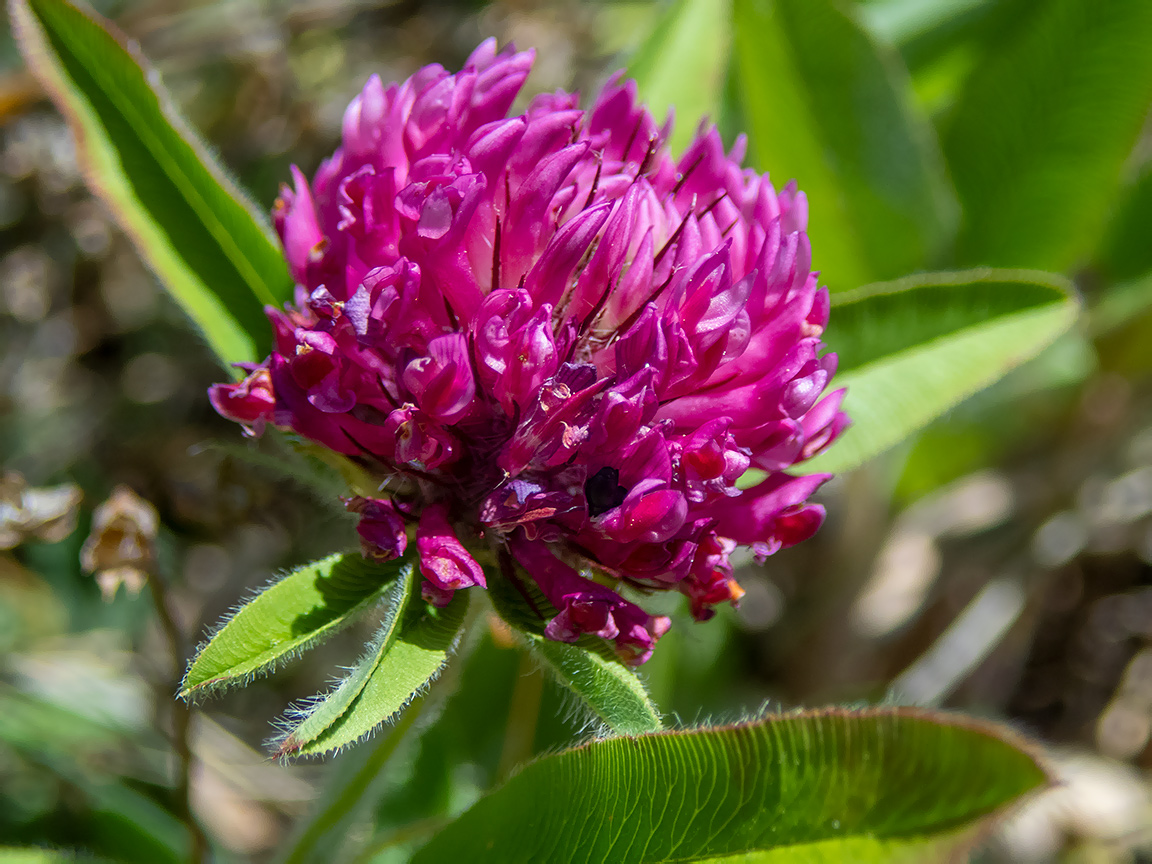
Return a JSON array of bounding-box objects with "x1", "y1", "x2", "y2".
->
[{"x1": 1, "y1": 0, "x2": 1151, "y2": 861}]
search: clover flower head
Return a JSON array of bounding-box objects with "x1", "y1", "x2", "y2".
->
[{"x1": 210, "y1": 40, "x2": 848, "y2": 664}]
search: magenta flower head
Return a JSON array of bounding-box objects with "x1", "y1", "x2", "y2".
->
[{"x1": 210, "y1": 40, "x2": 848, "y2": 665}]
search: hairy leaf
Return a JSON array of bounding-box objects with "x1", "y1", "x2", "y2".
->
[
  {"x1": 275, "y1": 572, "x2": 414, "y2": 752},
  {"x1": 411, "y1": 708, "x2": 1048, "y2": 863},
  {"x1": 732, "y1": 0, "x2": 956, "y2": 290},
  {"x1": 181, "y1": 552, "x2": 409, "y2": 699},
  {"x1": 486, "y1": 561, "x2": 662, "y2": 735},
  {"x1": 526, "y1": 635, "x2": 662, "y2": 737},
  {"x1": 10, "y1": 0, "x2": 292, "y2": 368},
  {"x1": 278, "y1": 587, "x2": 469, "y2": 758}
]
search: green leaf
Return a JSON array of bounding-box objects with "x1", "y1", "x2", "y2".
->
[
  {"x1": 485, "y1": 559, "x2": 662, "y2": 736},
  {"x1": 1092, "y1": 273, "x2": 1152, "y2": 339},
  {"x1": 277, "y1": 585, "x2": 469, "y2": 758},
  {"x1": 942, "y1": 0, "x2": 1152, "y2": 272},
  {"x1": 804, "y1": 268, "x2": 1078, "y2": 475},
  {"x1": 181, "y1": 552, "x2": 408, "y2": 699},
  {"x1": 410, "y1": 707, "x2": 1049, "y2": 864},
  {"x1": 0, "y1": 850, "x2": 95, "y2": 863},
  {"x1": 1096, "y1": 163, "x2": 1152, "y2": 285},
  {"x1": 197, "y1": 431, "x2": 351, "y2": 511},
  {"x1": 85, "y1": 782, "x2": 188, "y2": 864},
  {"x1": 10, "y1": 0, "x2": 292, "y2": 369},
  {"x1": 627, "y1": 0, "x2": 732, "y2": 155},
  {"x1": 732, "y1": 0, "x2": 956, "y2": 291},
  {"x1": 859, "y1": 0, "x2": 993, "y2": 48},
  {"x1": 275, "y1": 570, "x2": 414, "y2": 752},
  {"x1": 526, "y1": 635, "x2": 662, "y2": 737},
  {"x1": 371, "y1": 631, "x2": 524, "y2": 830}
]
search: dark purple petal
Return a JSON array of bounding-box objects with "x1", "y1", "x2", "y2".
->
[{"x1": 346, "y1": 496, "x2": 408, "y2": 561}]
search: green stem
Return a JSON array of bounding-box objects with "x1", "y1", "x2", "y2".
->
[
  {"x1": 146, "y1": 568, "x2": 208, "y2": 864},
  {"x1": 495, "y1": 648, "x2": 544, "y2": 782},
  {"x1": 280, "y1": 598, "x2": 485, "y2": 864},
  {"x1": 347, "y1": 815, "x2": 451, "y2": 864},
  {"x1": 280, "y1": 692, "x2": 427, "y2": 864}
]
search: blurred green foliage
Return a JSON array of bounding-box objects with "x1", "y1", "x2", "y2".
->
[{"x1": 2, "y1": 0, "x2": 1152, "y2": 861}]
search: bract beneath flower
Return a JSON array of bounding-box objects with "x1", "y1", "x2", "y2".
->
[{"x1": 210, "y1": 39, "x2": 848, "y2": 664}]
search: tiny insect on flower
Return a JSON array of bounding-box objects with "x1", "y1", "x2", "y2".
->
[{"x1": 210, "y1": 40, "x2": 848, "y2": 664}]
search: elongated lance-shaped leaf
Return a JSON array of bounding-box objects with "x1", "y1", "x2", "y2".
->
[
  {"x1": 10, "y1": 0, "x2": 293, "y2": 369},
  {"x1": 275, "y1": 571, "x2": 415, "y2": 751},
  {"x1": 526, "y1": 635, "x2": 662, "y2": 737},
  {"x1": 1097, "y1": 163, "x2": 1152, "y2": 286},
  {"x1": 410, "y1": 707, "x2": 1049, "y2": 864},
  {"x1": 777, "y1": 268, "x2": 1077, "y2": 477},
  {"x1": 181, "y1": 552, "x2": 410, "y2": 699},
  {"x1": 942, "y1": 0, "x2": 1152, "y2": 273},
  {"x1": 0, "y1": 850, "x2": 89, "y2": 863},
  {"x1": 278, "y1": 587, "x2": 470, "y2": 758},
  {"x1": 859, "y1": 0, "x2": 994, "y2": 48},
  {"x1": 732, "y1": 0, "x2": 956, "y2": 291},
  {"x1": 626, "y1": 0, "x2": 732, "y2": 155}
]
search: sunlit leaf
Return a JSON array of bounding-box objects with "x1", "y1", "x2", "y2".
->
[
  {"x1": 485, "y1": 561, "x2": 661, "y2": 735},
  {"x1": 627, "y1": 0, "x2": 731, "y2": 155},
  {"x1": 859, "y1": 0, "x2": 993, "y2": 47},
  {"x1": 732, "y1": 0, "x2": 956, "y2": 290},
  {"x1": 0, "y1": 850, "x2": 92, "y2": 863},
  {"x1": 277, "y1": 586, "x2": 469, "y2": 758},
  {"x1": 411, "y1": 707, "x2": 1048, "y2": 863},
  {"x1": 10, "y1": 0, "x2": 292, "y2": 369},
  {"x1": 274, "y1": 571, "x2": 414, "y2": 752},
  {"x1": 526, "y1": 635, "x2": 662, "y2": 737},
  {"x1": 942, "y1": 0, "x2": 1152, "y2": 272},
  {"x1": 181, "y1": 552, "x2": 409, "y2": 699},
  {"x1": 893, "y1": 333, "x2": 1095, "y2": 503},
  {"x1": 802, "y1": 268, "x2": 1078, "y2": 475}
]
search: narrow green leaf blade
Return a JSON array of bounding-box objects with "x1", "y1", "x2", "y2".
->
[
  {"x1": 279, "y1": 588, "x2": 469, "y2": 758},
  {"x1": 181, "y1": 552, "x2": 408, "y2": 699},
  {"x1": 626, "y1": 0, "x2": 732, "y2": 155},
  {"x1": 692, "y1": 829, "x2": 979, "y2": 862},
  {"x1": 10, "y1": 0, "x2": 292, "y2": 368},
  {"x1": 1096, "y1": 163, "x2": 1152, "y2": 286},
  {"x1": 410, "y1": 707, "x2": 1049, "y2": 864},
  {"x1": 276, "y1": 571, "x2": 415, "y2": 750},
  {"x1": 942, "y1": 0, "x2": 1152, "y2": 272},
  {"x1": 527, "y1": 636, "x2": 662, "y2": 736},
  {"x1": 806, "y1": 268, "x2": 1078, "y2": 474},
  {"x1": 0, "y1": 850, "x2": 92, "y2": 863},
  {"x1": 859, "y1": 0, "x2": 993, "y2": 48},
  {"x1": 732, "y1": 0, "x2": 956, "y2": 290}
]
